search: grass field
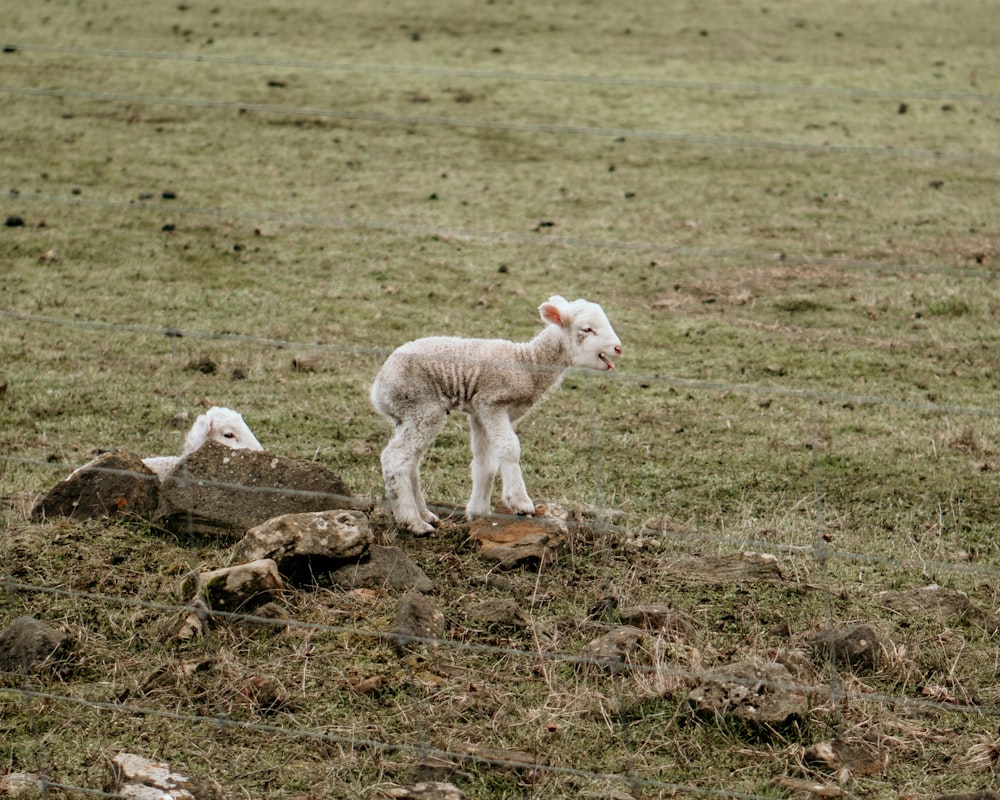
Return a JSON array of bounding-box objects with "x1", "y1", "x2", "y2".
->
[{"x1": 2, "y1": 1, "x2": 1000, "y2": 798}]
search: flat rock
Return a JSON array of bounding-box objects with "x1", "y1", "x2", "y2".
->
[
  {"x1": 467, "y1": 598, "x2": 531, "y2": 629},
  {"x1": 804, "y1": 738, "x2": 883, "y2": 777},
  {"x1": 688, "y1": 659, "x2": 809, "y2": 723},
  {"x1": 406, "y1": 755, "x2": 473, "y2": 785},
  {"x1": 370, "y1": 783, "x2": 468, "y2": 800},
  {"x1": 878, "y1": 584, "x2": 1000, "y2": 633},
  {"x1": 0, "y1": 772, "x2": 46, "y2": 797},
  {"x1": 327, "y1": 545, "x2": 433, "y2": 593},
  {"x1": 936, "y1": 792, "x2": 1000, "y2": 800},
  {"x1": 154, "y1": 441, "x2": 357, "y2": 538},
  {"x1": 619, "y1": 604, "x2": 696, "y2": 640},
  {"x1": 232, "y1": 509, "x2": 373, "y2": 580},
  {"x1": 459, "y1": 743, "x2": 546, "y2": 774},
  {"x1": 771, "y1": 777, "x2": 843, "y2": 798},
  {"x1": 110, "y1": 753, "x2": 201, "y2": 800},
  {"x1": 0, "y1": 616, "x2": 72, "y2": 674},
  {"x1": 666, "y1": 551, "x2": 783, "y2": 584},
  {"x1": 468, "y1": 504, "x2": 568, "y2": 568},
  {"x1": 578, "y1": 626, "x2": 646, "y2": 674},
  {"x1": 31, "y1": 451, "x2": 159, "y2": 521}
]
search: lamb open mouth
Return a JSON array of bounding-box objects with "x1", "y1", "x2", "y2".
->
[{"x1": 599, "y1": 353, "x2": 616, "y2": 370}]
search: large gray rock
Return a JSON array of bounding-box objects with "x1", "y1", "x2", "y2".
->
[
  {"x1": 154, "y1": 441, "x2": 357, "y2": 538},
  {"x1": 31, "y1": 451, "x2": 159, "y2": 521},
  {"x1": 232, "y1": 510, "x2": 373, "y2": 580},
  {"x1": 0, "y1": 616, "x2": 72, "y2": 674}
]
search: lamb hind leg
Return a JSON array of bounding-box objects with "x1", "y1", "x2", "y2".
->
[
  {"x1": 409, "y1": 465, "x2": 440, "y2": 526},
  {"x1": 380, "y1": 411, "x2": 446, "y2": 534}
]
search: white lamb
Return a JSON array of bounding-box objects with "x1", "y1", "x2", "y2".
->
[
  {"x1": 142, "y1": 406, "x2": 263, "y2": 475},
  {"x1": 371, "y1": 295, "x2": 622, "y2": 534}
]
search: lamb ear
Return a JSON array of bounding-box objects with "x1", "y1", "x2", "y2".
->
[{"x1": 539, "y1": 296, "x2": 570, "y2": 327}]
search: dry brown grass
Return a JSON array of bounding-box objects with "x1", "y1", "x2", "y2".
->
[{"x1": 4, "y1": 0, "x2": 1000, "y2": 797}]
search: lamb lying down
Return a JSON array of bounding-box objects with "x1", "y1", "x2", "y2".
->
[
  {"x1": 371, "y1": 295, "x2": 622, "y2": 534},
  {"x1": 142, "y1": 406, "x2": 263, "y2": 476}
]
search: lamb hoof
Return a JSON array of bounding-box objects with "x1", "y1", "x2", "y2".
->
[
  {"x1": 504, "y1": 499, "x2": 537, "y2": 517},
  {"x1": 404, "y1": 520, "x2": 435, "y2": 536},
  {"x1": 420, "y1": 510, "x2": 441, "y2": 525},
  {"x1": 392, "y1": 511, "x2": 435, "y2": 535}
]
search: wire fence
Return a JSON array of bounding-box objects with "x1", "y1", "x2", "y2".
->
[
  {"x1": 3, "y1": 23, "x2": 1000, "y2": 800},
  {"x1": 9, "y1": 43, "x2": 1000, "y2": 104},
  {"x1": 6, "y1": 193, "x2": 1000, "y2": 282},
  {"x1": 3, "y1": 83, "x2": 999, "y2": 165}
]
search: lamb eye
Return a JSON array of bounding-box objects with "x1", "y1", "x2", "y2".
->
[
  {"x1": 581, "y1": 326, "x2": 595, "y2": 334},
  {"x1": 224, "y1": 432, "x2": 236, "y2": 439}
]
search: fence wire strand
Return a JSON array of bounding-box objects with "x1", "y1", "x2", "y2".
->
[
  {"x1": 3, "y1": 84, "x2": 999, "y2": 164},
  {"x1": 9, "y1": 42, "x2": 1000, "y2": 105}
]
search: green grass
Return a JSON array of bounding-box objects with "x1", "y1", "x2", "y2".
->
[{"x1": 3, "y1": 0, "x2": 1000, "y2": 797}]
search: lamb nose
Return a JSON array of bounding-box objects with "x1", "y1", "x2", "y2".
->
[{"x1": 614, "y1": 345, "x2": 622, "y2": 355}]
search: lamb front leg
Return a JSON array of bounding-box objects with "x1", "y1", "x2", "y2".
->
[
  {"x1": 477, "y1": 409, "x2": 534, "y2": 517},
  {"x1": 466, "y1": 414, "x2": 498, "y2": 519}
]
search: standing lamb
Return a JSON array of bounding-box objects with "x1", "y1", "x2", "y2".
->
[
  {"x1": 142, "y1": 406, "x2": 263, "y2": 475},
  {"x1": 371, "y1": 295, "x2": 622, "y2": 534}
]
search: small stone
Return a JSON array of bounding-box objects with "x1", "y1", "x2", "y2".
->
[
  {"x1": 578, "y1": 626, "x2": 645, "y2": 674},
  {"x1": 327, "y1": 545, "x2": 433, "y2": 593},
  {"x1": 804, "y1": 738, "x2": 882, "y2": 777},
  {"x1": 809, "y1": 624, "x2": 881, "y2": 672},
  {"x1": 370, "y1": 782, "x2": 468, "y2": 800},
  {"x1": 619, "y1": 605, "x2": 696, "y2": 640},
  {"x1": 194, "y1": 559, "x2": 283, "y2": 614},
  {"x1": 390, "y1": 590, "x2": 446, "y2": 651},
  {"x1": 467, "y1": 598, "x2": 531, "y2": 629},
  {"x1": 0, "y1": 616, "x2": 72, "y2": 674}
]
